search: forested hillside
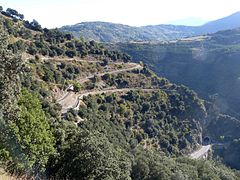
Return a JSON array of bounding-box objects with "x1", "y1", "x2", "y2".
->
[
  {"x1": 60, "y1": 21, "x2": 197, "y2": 42},
  {"x1": 0, "y1": 7, "x2": 240, "y2": 179},
  {"x1": 112, "y1": 28, "x2": 240, "y2": 118},
  {"x1": 111, "y1": 28, "x2": 240, "y2": 170},
  {"x1": 60, "y1": 12, "x2": 240, "y2": 43}
]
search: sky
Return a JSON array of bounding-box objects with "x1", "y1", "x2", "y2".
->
[{"x1": 1, "y1": 0, "x2": 240, "y2": 28}]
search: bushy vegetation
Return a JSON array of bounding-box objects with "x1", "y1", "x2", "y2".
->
[
  {"x1": 112, "y1": 29, "x2": 240, "y2": 170},
  {"x1": 59, "y1": 13, "x2": 240, "y2": 43},
  {"x1": 112, "y1": 29, "x2": 240, "y2": 118},
  {"x1": 0, "y1": 27, "x2": 24, "y2": 174},
  {"x1": 223, "y1": 139, "x2": 240, "y2": 170},
  {"x1": 130, "y1": 149, "x2": 240, "y2": 180},
  {"x1": 0, "y1": 9, "x2": 131, "y2": 62},
  {"x1": 60, "y1": 22, "x2": 198, "y2": 43},
  {"x1": 11, "y1": 89, "x2": 55, "y2": 172},
  {"x1": 77, "y1": 89, "x2": 205, "y2": 155},
  {"x1": 47, "y1": 130, "x2": 132, "y2": 179},
  {"x1": 0, "y1": 7, "x2": 240, "y2": 179}
]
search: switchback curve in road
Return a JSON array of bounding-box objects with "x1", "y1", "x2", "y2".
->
[
  {"x1": 59, "y1": 88, "x2": 156, "y2": 114},
  {"x1": 189, "y1": 145, "x2": 211, "y2": 159}
]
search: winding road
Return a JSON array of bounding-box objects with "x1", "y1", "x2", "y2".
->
[
  {"x1": 189, "y1": 145, "x2": 211, "y2": 159},
  {"x1": 26, "y1": 55, "x2": 101, "y2": 63},
  {"x1": 78, "y1": 63, "x2": 142, "y2": 83},
  {"x1": 56, "y1": 61, "x2": 143, "y2": 113},
  {"x1": 53, "y1": 57, "x2": 213, "y2": 160},
  {"x1": 58, "y1": 88, "x2": 156, "y2": 114}
]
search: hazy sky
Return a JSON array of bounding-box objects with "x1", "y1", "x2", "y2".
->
[{"x1": 1, "y1": 0, "x2": 240, "y2": 28}]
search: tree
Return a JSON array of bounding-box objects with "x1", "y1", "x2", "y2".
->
[
  {"x1": 0, "y1": 6, "x2": 3, "y2": 12},
  {"x1": 6, "y1": 8, "x2": 18, "y2": 16},
  {"x1": 131, "y1": 149, "x2": 173, "y2": 180},
  {"x1": 5, "y1": 8, "x2": 24, "y2": 20},
  {"x1": 92, "y1": 75, "x2": 100, "y2": 83},
  {"x1": 30, "y1": 19, "x2": 42, "y2": 31},
  {"x1": 131, "y1": 158, "x2": 150, "y2": 180},
  {"x1": 64, "y1": 33, "x2": 73, "y2": 41},
  {"x1": 0, "y1": 27, "x2": 24, "y2": 173},
  {"x1": 141, "y1": 102, "x2": 150, "y2": 113},
  {"x1": 18, "y1": 13, "x2": 24, "y2": 20},
  {"x1": 11, "y1": 89, "x2": 55, "y2": 172},
  {"x1": 102, "y1": 58, "x2": 109, "y2": 66},
  {"x1": 73, "y1": 82, "x2": 81, "y2": 92},
  {"x1": 65, "y1": 50, "x2": 76, "y2": 58},
  {"x1": 47, "y1": 130, "x2": 131, "y2": 179}
]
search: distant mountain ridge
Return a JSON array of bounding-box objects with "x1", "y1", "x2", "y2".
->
[
  {"x1": 167, "y1": 17, "x2": 207, "y2": 26},
  {"x1": 59, "y1": 12, "x2": 240, "y2": 42},
  {"x1": 198, "y1": 11, "x2": 240, "y2": 33},
  {"x1": 60, "y1": 21, "x2": 197, "y2": 42},
  {"x1": 60, "y1": 22, "x2": 197, "y2": 42}
]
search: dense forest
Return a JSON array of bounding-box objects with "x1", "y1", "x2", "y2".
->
[
  {"x1": 110, "y1": 29, "x2": 240, "y2": 171},
  {"x1": 0, "y1": 6, "x2": 240, "y2": 179}
]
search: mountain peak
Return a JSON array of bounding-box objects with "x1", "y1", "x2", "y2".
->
[{"x1": 200, "y1": 11, "x2": 240, "y2": 33}]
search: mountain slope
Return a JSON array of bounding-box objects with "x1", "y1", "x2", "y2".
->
[
  {"x1": 198, "y1": 11, "x2": 240, "y2": 34},
  {"x1": 60, "y1": 21, "x2": 197, "y2": 42},
  {"x1": 1, "y1": 7, "x2": 240, "y2": 179},
  {"x1": 111, "y1": 28, "x2": 240, "y2": 120},
  {"x1": 111, "y1": 28, "x2": 240, "y2": 169},
  {"x1": 60, "y1": 12, "x2": 240, "y2": 42}
]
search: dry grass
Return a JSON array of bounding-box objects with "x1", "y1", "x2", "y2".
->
[{"x1": 0, "y1": 168, "x2": 17, "y2": 180}]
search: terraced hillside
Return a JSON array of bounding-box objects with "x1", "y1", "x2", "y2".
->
[{"x1": 0, "y1": 7, "x2": 240, "y2": 179}]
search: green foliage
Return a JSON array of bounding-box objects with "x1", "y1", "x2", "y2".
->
[
  {"x1": 59, "y1": 14, "x2": 240, "y2": 43},
  {"x1": 78, "y1": 88, "x2": 205, "y2": 155},
  {"x1": 0, "y1": 7, "x2": 240, "y2": 179},
  {"x1": 5, "y1": 8, "x2": 24, "y2": 20},
  {"x1": 112, "y1": 29, "x2": 240, "y2": 170},
  {"x1": 47, "y1": 130, "x2": 131, "y2": 179},
  {"x1": 113, "y1": 29, "x2": 240, "y2": 119},
  {"x1": 10, "y1": 89, "x2": 55, "y2": 171},
  {"x1": 205, "y1": 114, "x2": 240, "y2": 141},
  {"x1": 0, "y1": 12, "x2": 130, "y2": 61},
  {"x1": 73, "y1": 82, "x2": 81, "y2": 92},
  {"x1": 221, "y1": 139, "x2": 240, "y2": 169},
  {"x1": 131, "y1": 149, "x2": 240, "y2": 180},
  {"x1": 59, "y1": 22, "x2": 198, "y2": 43},
  {"x1": 0, "y1": 27, "x2": 23, "y2": 170}
]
